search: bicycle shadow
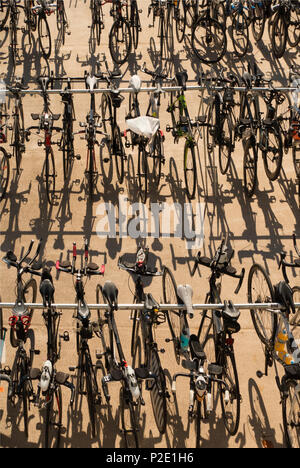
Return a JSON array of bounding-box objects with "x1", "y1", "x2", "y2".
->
[{"x1": 247, "y1": 377, "x2": 284, "y2": 448}]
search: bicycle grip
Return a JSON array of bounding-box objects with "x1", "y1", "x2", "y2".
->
[{"x1": 234, "y1": 268, "x2": 245, "y2": 295}]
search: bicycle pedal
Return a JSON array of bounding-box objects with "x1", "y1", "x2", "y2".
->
[
  {"x1": 69, "y1": 366, "x2": 77, "y2": 372},
  {"x1": 33, "y1": 349, "x2": 40, "y2": 355}
]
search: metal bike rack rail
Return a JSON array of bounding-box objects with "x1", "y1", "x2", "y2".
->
[
  {"x1": 0, "y1": 302, "x2": 299, "y2": 311},
  {"x1": 2, "y1": 85, "x2": 300, "y2": 97}
]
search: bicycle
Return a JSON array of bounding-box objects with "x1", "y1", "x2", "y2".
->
[
  {"x1": 99, "y1": 62, "x2": 126, "y2": 185},
  {"x1": 166, "y1": 71, "x2": 200, "y2": 199},
  {"x1": 56, "y1": 0, "x2": 69, "y2": 46},
  {"x1": 32, "y1": 0, "x2": 57, "y2": 59},
  {"x1": 170, "y1": 284, "x2": 241, "y2": 447},
  {"x1": 26, "y1": 76, "x2": 63, "y2": 206},
  {"x1": 96, "y1": 280, "x2": 159, "y2": 447},
  {"x1": 269, "y1": 0, "x2": 300, "y2": 58},
  {"x1": 248, "y1": 263, "x2": 300, "y2": 448},
  {"x1": 126, "y1": 0, "x2": 142, "y2": 49},
  {"x1": 104, "y1": 0, "x2": 132, "y2": 65},
  {"x1": 56, "y1": 240, "x2": 105, "y2": 438},
  {"x1": 228, "y1": 0, "x2": 251, "y2": 57},
  {"x1": 191, "y1": 0, "x2": 227, "y2": 63},
  {"x1": 2, "y1": 240, "x2": 42, "y2": 437},
  {"x1": 89, "y1": 0, "x2": 104, "y2": 53},
  {"x1": 148, "y1": 0, "x2": 174, "y2": 60},
  {"x1": 28, "y1": 267, "x2": 74, "y2": 448},
  {"x1": 117, "y1": 246, "x2": 169, "y2": 435},
  {"x1": 6, "y1": 79, "x2": 29, "y2": 176},
  {"x1": 4, "y1": 0, "x2": 23, "y2": 66},
  {"x1": 0, "y1": 96, "x2": 10, "y2": 202},
  {"x1": 189, "y1": 237, "x2": 245, "y2": 435}
]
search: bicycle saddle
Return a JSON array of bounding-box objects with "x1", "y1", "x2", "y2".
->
[
  {"x1": 176, "y1": 71, "x2": 188, "y2": 90},
  {"x1": 177, "y1": 284, "x2": 193, "y2": 319},
  {"x1": 223, "y1": 300, "x2": 240, "y2": 320},
  {"x1": 145, "y1": 293, "x2": 159, "y2": 310},
  {"x1": 274, "y1": 281, "x2": 296, "y2": 315},
  {"x1": 102, "y1": 281, "x2": 119, "y2": 310},
  {"x1": 129, "y1": 74, "x2": 142, "y2": 93},
  {"x1": 242, "y1": 72, "x2": 252, "y2": 88},
  {"x1": 86, "y1": 75, "x2": 98, "y2": 91},
  {"x1": 283, "y1": 364, "x2": 300, "y2": 381},
  {"x1": 37, "y1": 76, "x2": 52, "y2": 92},
  {"x1": 189, "y1": 334, "x2": 206, "y2": 361},
  {"x1": 40, "y1": 267, "x2": 55, "y2": 307}
]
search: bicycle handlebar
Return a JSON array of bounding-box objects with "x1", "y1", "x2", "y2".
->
[
  {"x1": 279, "y1": 235, "x2": 300, "y2": 283},
  {"x1": 118, "y1": 258, "x2": 163, "y2": 277}
]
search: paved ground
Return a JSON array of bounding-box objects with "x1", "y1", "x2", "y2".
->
[{"x1": 0, "y1": 1, "x2": 299, "y2": 448}]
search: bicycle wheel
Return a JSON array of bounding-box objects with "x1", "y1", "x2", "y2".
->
[
  {"x1": 10, "y1": 278, "x2": 37, "y2": 348},
  {"x1": 120, "y1": 386, "x2": 139, "y2": 448},
  {"x1": 0, "y1": 147, "x2": 10, "y2": 202},
  {"x1": 131, "y1": 0, "x2": 140, "y2": 49},
  {"x1": 271, "y1": 11, "x2": 287, "y2": 58},
  {"x1": 175, "y1": 0, "x2": 186, "y2": 43},
  {"x1": 243, "y1": 136, "x2": 258, "y2": 198},
  {"x1": 162, "y1": 266, "x2": 181, "y2": 365},
  {"x1": 38, "y1": 15, "x2": 51, "y2": 59},
  {"x1": 219, "y1": 112, "x2": 233, "y2": 175},
  {"x1": 287, "y1": 5, "x2": 300, "y2": 47},
  {"x1": 251, "y1": 2, "x2": 266, "y2": 41},
  {"x1": 248, "y1": 263, "x2": 277, "y2": 346},
  {"x1": 292, "y1": 144, "x2": 300, "y2": 179},
  {"x1": 220, "y1": 349, "x2": 241, "y2": 436},
  {"x1": 206, "y1": 100, "x2": 218, "y2": 154},
  {"x1": 291, "y1": 286, "x2": 300, "y2": 338},
  {"x1": 184, "y1": 139, "x2": 197, "y2": 200},
  {"x1": 61, "y1": 128, "x2": 73, "y2": 181},
  {"x1": 282, "y1": 379, "x2": 300, "y2": 448},
  {"x1": 109, "y1": 18, "x2": 132, "y2": 65},
  {"x1": 261, "y1": 125, "x2": 283, "y2": 181},
  {"x1": 113, "y1": 125, "x2": 125, "y2": 185},
  {"x1": 96, "y1": 284, "x2": 111, "y2": 364},
  {"x1": 138, "y1": 144, "x2": 148, "y2": 203},
  {"x1": 84, "y1": 350, "x2": 98, "y2": 438},
  {"x1": 101, "y1": 94, "x2": 113, "y2": 141},
  {"x1": 192, "y1": 17, "x2": 227, "y2": 63},
  {"x1": 232, "y1": 10, "x2": 249, "y2": 57},
  {"x1": 149, "y1": 131, "x2": 163, "y2": 189},
  {"x1": 45, "y1": 385, "x2": 62, "y2": 448},
  {"x1": 45, "y1": 148, "x2": 56, "y2": 206},
  {"x1": 148, "y1": 348, "x2": 167, "y2": 434}
]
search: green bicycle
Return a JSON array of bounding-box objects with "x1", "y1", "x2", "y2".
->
[{"x1": 166, "y1": 71, "x2": 198, "y2": 200}]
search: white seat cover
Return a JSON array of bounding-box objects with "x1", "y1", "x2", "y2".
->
[
  {"x1": 126, "y1": 116, "x2": 160, "y2": 139},
  {"x1": 177, "y1": 284, "x2": 194, "y2": 319}
]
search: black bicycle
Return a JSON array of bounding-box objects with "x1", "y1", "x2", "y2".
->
[
  {"x1": 28, "y1": 267, "x2": 74, "y2": 448},
  {"x1": 118, "y1": 246, "x2": 168, "y2": 435},
  {"x1": 105, "y1": 0, "x2": 132, "y2": 65},
  {"x1": 89, "y1": 0, "x2": 104, "y2": 53},
  {"x1": 56, "y1": 240, "x2": 105, "y2": 438},
  {"x1": 0, "y1": 99, "x2": 10, "y2": 202},
  {"x1": 32, "y1": 0, "x2": 56, "y2": 59},
  {"x1": 191, "y1": 238, "x2": 245, "y2": 436},
  {"x1": 97, "y1": 280, "x2": 158, "y2": 448},
  {"x1": 2, "y1": 240, "x2": 42, "y2": 438}
]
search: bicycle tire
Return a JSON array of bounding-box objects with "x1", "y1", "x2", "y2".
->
[
  {"x1": 184, "y1": 139, "x2": 197, "y2": 200},
  {"x1": 291, "y1": 286, "x2": 300, "y2": 333},
  {"x1": 113, "y1": 125, "x2": 125, "y2": 185},
  {"x1": 45, "y1": 384, "x2": 62, "y2": 448},
  {"x1": 219, "y1": 111, "x2": 233, "y2": 175},
  {"x1": 282, "y1": 378, "x2": 300, "y2": 448},
  {"x1": 0, "y1": 147, "x2": 10, "y2": 202},
  {"x1": 243, "y1": 135, "x2": 258, "y2": 198},
  {"x1": 220, "y1": 349, "x2": 241, "y2": 436},
  {"x1": 101, "y1": 94, "x2": 113, "y2": 141},
  {"x1": 10, "y1": 278, "x2": 37, "y2": 348},
  {"x1": 261, "y1": 124, "x2": 283, "y2": 181},
  {"x1": 175, "y1": 0, "x2": 186, "y2": 43},
  {"x1": 45, "y1": 148, "x2": 56, "y2": 206},
  {"x1": 162, "y1": 266, "x2": 181, "y2": 365},
  {"x1": 109, "y1": 18, "x2": 132, "y2": 65},
  {"x1": 131, "y1": 0, "x2": 140, "y2": 49},
  {"x1": 96, "y1": 284, "x2": 112, "y2": 370},
  {"x1": 38, "y1": 15, "x2": 51, "y2": 59},
  {"x1": 120, "y1": 386, "x2": 139, "y2": 448},
  {"x1": 248, "y1": 263, "x2": 277, "y2": 346},
  {"x1": 84, "y1": 350, "x2": 97, "y2": 438},
  {"x1": 149, "y1": 348, "x2": 167, "y2": 434},
  {"x1": 232, "y1": 10, "x2": 249, "y2": 58},
  {"x1": 271, "y1": 11, "x2": 287, "y2": 58},
  {"x1": 149, "y1": 130, "x2": 163, "y2": 189},
  {"x1": 192, "y1": 17, "x2": 227, "y2": 63},
  {"x1": 292, "y1": 144, "x2": 300, "y2": 179},
  {"x1": 138, "y1": 144, "x2": 148, "y2": 203}
]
